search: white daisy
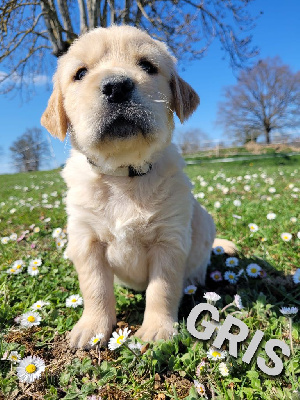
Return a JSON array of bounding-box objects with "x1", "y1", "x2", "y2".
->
[
  {"x1": 233, "y1": 199, "x2": 241, "y2": 207},
  {"x1": 10, "y1": 233, "x2": 18, "y2": 240},
  {"x1": 214, "y1": 201, "x2": 221, "y2": 209},
  {"x1": 266, "y1": 213, "x2": 276, "y2": 220},
  {"x1": 33, "y1": 227, "x2": 40, "y2": 233},
  {"x1": 28, "y1": 266, "x2": 39, "y2": 276},
  {"x1": 194, "y1": 380, "x2": 207, "y2": 397},
  {"x1": 128, "y1": 342, "x2": 143, "y2": 352},
  {"x1": 7, "y1": 351, "x2": 21, "y2": 364},
  {"x1": 290, "y1": 217, "x2": 297, "y2": 223},
  {"x1": 246, "y1": 263, "x2": 261, "y2": 278},
  {"x1": 7, "y1": 266, "x2": 22, "y2": 275},
  {"x1": 248, "y1": 223, "x2": 259, "y2": 232},
  {"x1": 16, "y1": 355, "x2": 45, "y2": 383},
  {"x1": 89, "y1": 333, "x2": 105, "y2": 347},
  {"x1": 63, "y1": 250, "x2": 69, "y2": 260},
  {"x1": 234, "y1": 294, "x2": 244, "y2": 310},
  {"x1": 184, "y1": 285, "x2": 197, "y2": 295},
  {"x1": 10, "y1": 208, "x2": 16, "y2": 214},
  {"x1": 20, "y1": 311, "x2": 41, "y2": 327},
  {"x1": 1, "y1": 237, "x2": 10, "y2": 244},
  {"x1": 196, "y1": 361, "x2": 206, "y2": 377},
  {"x1": 52, "y1": 228, "x2": 63, "y2": 238},
  {"x1": 212, "y1": 246, "x2": 224, "y2": 255},
  {"x1": 281, "y1": 232, "x2": 292, "y2": 242},
  {"x1": 269, "y1": 187, "x2": 276, "y2": 193},
  {"x1": 207, "y1": 347, "x2": 227, "y2": 361},
  {"x1": 292, "y1": 269, "x2": 300, "y2": 284},
  {"x1": 55, "y1": 239, "x2": 67, "y2": 249},
  {"x1": 224, "y1": 271, "x2": 237, "y2": 284},
  {"x1": 203, "y1": 292, "x2": 221, "y2": 303},
  {"x1": 298, "y1": 231, "x2": 300, "y2": 239},
  {"x1": 210, "y1": 271, "x2": 223, "y2": 282},
  {"x1": 108, "y1": 327, "x2": 131, "y2": 350},
  {"x1": 29, "y1": 258, "x2": 42, "y2": 267},
  {"x1": 66, "y1": 294, "x2": 83, "y2": 308},
  {"x1": 219, "y1": 362, "x2": 229, "y2": 376},
  {"x1": 225, "y1": 257, "x2": 239, "y2": 268},
  {"x1": 244, "y1": 185, "x2": 251, "y2": 192},
  {"x1": 280, "y1": 307, "x2": 298, "y2": 317},
  {"x1": 31, "y1": 300, "x2": 50, "y2": 310}
]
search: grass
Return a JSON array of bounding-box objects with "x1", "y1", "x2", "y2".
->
[{"x1": 0, "y1": 156, "x2": 299, "y2": 399}]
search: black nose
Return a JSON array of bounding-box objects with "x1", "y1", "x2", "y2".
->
[{"x1": 101, "y1": 76, "x2": 134, "y2": 103}]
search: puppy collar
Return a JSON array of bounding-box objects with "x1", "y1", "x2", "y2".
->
[{"x1": 87, "y1": 157, "x2": 152, "y2": 177}]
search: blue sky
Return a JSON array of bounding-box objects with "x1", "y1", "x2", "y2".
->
[{"x1": 1, "y1": 0, "x2": 300, "y2": 174}]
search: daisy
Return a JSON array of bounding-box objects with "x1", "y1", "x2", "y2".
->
[
  {"x1": 7, "y1": 266, "x2": 21, "y2": 275},
  {"x1": 13, "y1": 259, "x2": 25, "y2": 271},
  {"x1": 233, "y1": 214, "x2": 242, "y2": 219},
  {"x1": 267, "y1": 213, "x2": 276, "y2": 220},
  {"x1": 31, "y1": 300, "x2": 50, "y2": 310},
  {"x1": 52, "y1": 228, "x2": 63, "y2": 238},
  {"x1": 16, "y1": 355, "x2": 45, "y2": 383},
  {"x1": 290, "y1": 217, "x2": 297, "y2": 223},
  {"x1": 280, "y1": 307, "x2": 298, "y2": 317},
  {"x1": 55, "y1": 239, "x2": 66, "y2": 249},
  {"x1": 214, "y1": 201, "x2": 221, "y2": 208},
  {"x1": 207, "y1": 347, "x2": 227, "y2": 361},
  {"x1": 33, "y1": 227, "x2": 40, "y2": 233},
  {"x1": 269, "y1": 187, "x2": 276, "y2": 193},
  {"x1": 10, "y1": 208, "x2": 16, "y2": 214},
  {"x1": 246, "y1": 263, "x2": 261, "y2": 278},
  {"x1": 28, "y1": 266, "x2": 39, "y2": 276},
  {"x1": 248, "y1": 223, "x2": 258, "y2": 232},
  {"x1": 1, "y1": 237, "x2": 10, "y2": 244},
  {"x1": 244, "y1": 185, "x2": 251, "y2": 192},
  {"x1": 63, "y1": 250, "x2": 69, "y2": 260},
  {"x1": 219, "y1": 362, "x2": 229, "y2": 376},
  {"x1": 194, "y1": 380, "x2": 207, "y2": 397},
  {"x1": 66, "y1": 294, "x2": 83, "y2": 308},
  {"x1": 298, "y1": 232, "x2": 300, "y2": 239},
  {"x1": 128, "y1": 342, "x2": 143, "y2": 352},
  {"x1": 224, "y1": 271, "x2": 237, "y2": 284},
  {"x1": 20, "y1": 311, "x2": 41, "y2": 327},
  {"x1": 292, "y1": 269, "x2": 300, "y2": 284},
  {"x1": 108, "y1": 327, "x2": 131, "y2": 350},
  {"x1": 233, "y1": 199, "x2": 241, "y2": 207},
  {"x1": 184, "y1": 285, "x2": 197, "y2": 295},
  {"x1": 89, "y1": 333, "x2": 105, "y2": 347},
  {"x1": 210, "y1": 271, "x2": 223, "y2": 282},
  {"x1": 7, "y1": 351, "x2": 21, "y2": 364},
  {"x1": 212, "y1": 246, "x2": 224, "y2": 255},
  {"x1": 10, "y1": 233, "x2": 18, "y2": 240},
  {"x1": 29, "y1": 258, "x2": 42, "y2": 267},
  {"x1": 203, "y1": 292, "x2": 221, "y2": 303},
  {"x1": 234, "y1": 294, "x2": 244, "y2": 310},
  {"x1": 196, "y1": 361, "x2": 206, "y2": 377},
  {"x1": 225, "y1": 257, "x2": 239, "y2": 268},
  {"x1": 281, "y1": 233, "x2": 292, "y2": 242}
]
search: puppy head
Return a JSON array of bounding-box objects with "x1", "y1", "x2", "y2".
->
[{"x1": 41, "y1": 26, "x2": 199, "y2": 171}]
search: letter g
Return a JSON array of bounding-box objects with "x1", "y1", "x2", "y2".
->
[{"x1": 187, "y1": 303, "x2": 220, "y2": 340}]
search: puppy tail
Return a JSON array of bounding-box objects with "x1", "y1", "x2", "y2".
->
[{"x1": 213, "y1": 238, "x2": 237, "y2": 256}]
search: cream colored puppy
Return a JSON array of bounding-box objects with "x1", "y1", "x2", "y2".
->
[{"x1": 42, "y1": 25, "x2": 233, "y2": 348}]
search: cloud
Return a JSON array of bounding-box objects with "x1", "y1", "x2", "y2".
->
[{"x1": 0, "y1": 70, "x2": 49, "y2": 86}]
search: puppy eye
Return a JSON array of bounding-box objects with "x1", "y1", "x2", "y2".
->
[
  {"x1": 74, "y1": 67, "x2": 88, "y2": 81},
  {"x1": 138, "y1": 59, "x2": 158, "y2": 74}
]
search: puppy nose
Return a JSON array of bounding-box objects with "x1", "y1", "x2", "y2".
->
[{"x1": 101, "y1": 76, "x2": 135, "y2": 103}]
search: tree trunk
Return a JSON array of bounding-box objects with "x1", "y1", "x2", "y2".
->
[{"x1": 265, "y1": 128, "x2": 271, "y2": 144}]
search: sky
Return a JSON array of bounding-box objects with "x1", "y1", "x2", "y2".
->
[{"x1": 0, "y1": 0, "x2": 300, "y2": 174}]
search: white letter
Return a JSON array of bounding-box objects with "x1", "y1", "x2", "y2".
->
[
  {"x1": 242, "y1": 330, "x2": 264, "y2": 363},
  {"x1": 257, "y1": 339, "x2": 290, "y2": 376},
  {"x1": 187, "y1": 303, "x2": 219, "y2": 340}
]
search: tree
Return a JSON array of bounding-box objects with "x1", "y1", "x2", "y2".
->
[
  {"x1": 0, "y1": 0, "x2": 259, "y2": 93},
  {"x1": 10, "y1": 127, "x2": 50, "y2": 172},
  {"x1": 217, "y1": 57, "x2": 300, "y2": 144},
  {"x1": 175, "y1": 128, "x2": 209, "y2": 154}
]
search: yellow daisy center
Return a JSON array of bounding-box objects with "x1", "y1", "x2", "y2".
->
[
  {"x1": 36, "y1": 305, "x2": 41, "y2": 308},
  {"x1": 229, "y1": 260, "x2": 234, "y2": 264},
  {"x1": 71, "y1": 298, "x2": 77, "y2": 302},
  {"x1": 229, "y1": 275, "x2": 234, "y2": 279},
  {"x1": 27, "y1": 316, "x2": 35, "y2": 322},
  {"x1": 32, "y1": 267, "x2": 37, "y2": 271},
  {"x1": 284, "y1": 236, "x2": 288, "y2": 240},
  {"x1": 11, "y1": 355, "x2": 17, "y2": 360},
  {"x1": 25, "y1": 364, "x2": 36, "y2": 373},
  {"x1": 251, "y1": 268, "x2": 257, "y2": 273},
  {"x1": 57, "y1": 242, "x2": 61, "y2": 245},
  {"x1": 33, "y1": 261, "x2": 38, "y2": 265},
  {"x1": 212, "y1": 351, "x2": 221, "y2": 358},
  {"x1": 214, "y1": 274, "x2": 220, "y2": 279},
  {"x1": 10, "y1": 269, "x2": 16, "y2": 273},
  {"x1": 188, "y1": 289, "x2": 194, "y2": 294},
  {"x1": 116, "y1": 335, "x2": 124, "y2": 345},
  {"x1": 93, "y1": 338, "x2": 99, "y2": 343},
  {"x1": 16, "y1": 265, "x2": 22, "y2": 269}
]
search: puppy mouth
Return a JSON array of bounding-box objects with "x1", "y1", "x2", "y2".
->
[{"x1": 97, "y1": 103, "x2": 154, "y2": 140}]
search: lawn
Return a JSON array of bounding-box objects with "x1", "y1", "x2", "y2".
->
[{"x1": 0, "y1": 155, "x2": 299, "y2": 399}]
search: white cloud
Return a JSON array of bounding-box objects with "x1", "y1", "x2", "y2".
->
[{"x1": 0, "y1": 70, "x2": 49, "y2": 86}]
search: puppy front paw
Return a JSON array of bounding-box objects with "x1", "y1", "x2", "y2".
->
[
  {"x1": 135, "y1": 319, "x2": 177, "y2": 342},
  {"x1": 69, "y1": 314, "x2": 115, "y2": 349}
]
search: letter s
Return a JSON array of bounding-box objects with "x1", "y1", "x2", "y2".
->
[{"x1": 257, "y1": 339, "x2": 290, "y2": 376}]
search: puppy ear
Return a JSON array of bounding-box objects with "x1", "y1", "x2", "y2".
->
[
  {"x1": 170, "y1": 73, "x2": 200, "y2": 123},
  {"x1": 41, "y1": 80, "x2": 68, "y2": 141}
]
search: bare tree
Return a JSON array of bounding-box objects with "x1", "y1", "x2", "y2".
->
[
  {"x1": 10, "y1": 127, "x2": 50, "y2": 172},
  {"x1": 217, "y1": 57, "x2": 300, "y2": 144},
  {"x1": 0, "y1": 0, "x2": 260, "y2": 93},
  {"x1": 175, "y1": 128, "x2": 209, "y2": 154}
]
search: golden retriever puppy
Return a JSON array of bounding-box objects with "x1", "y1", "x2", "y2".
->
[{"x1": 41, "y1": 25, "x2": 234, "y2": 348}]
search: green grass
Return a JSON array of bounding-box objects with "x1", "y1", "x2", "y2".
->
[{"x1": 0, "y1": 158, "x2": 299, "y2": 399}]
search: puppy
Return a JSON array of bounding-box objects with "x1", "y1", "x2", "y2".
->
[{"x1": 41, "y1": 25, "x2": 234, "y2": 348}]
